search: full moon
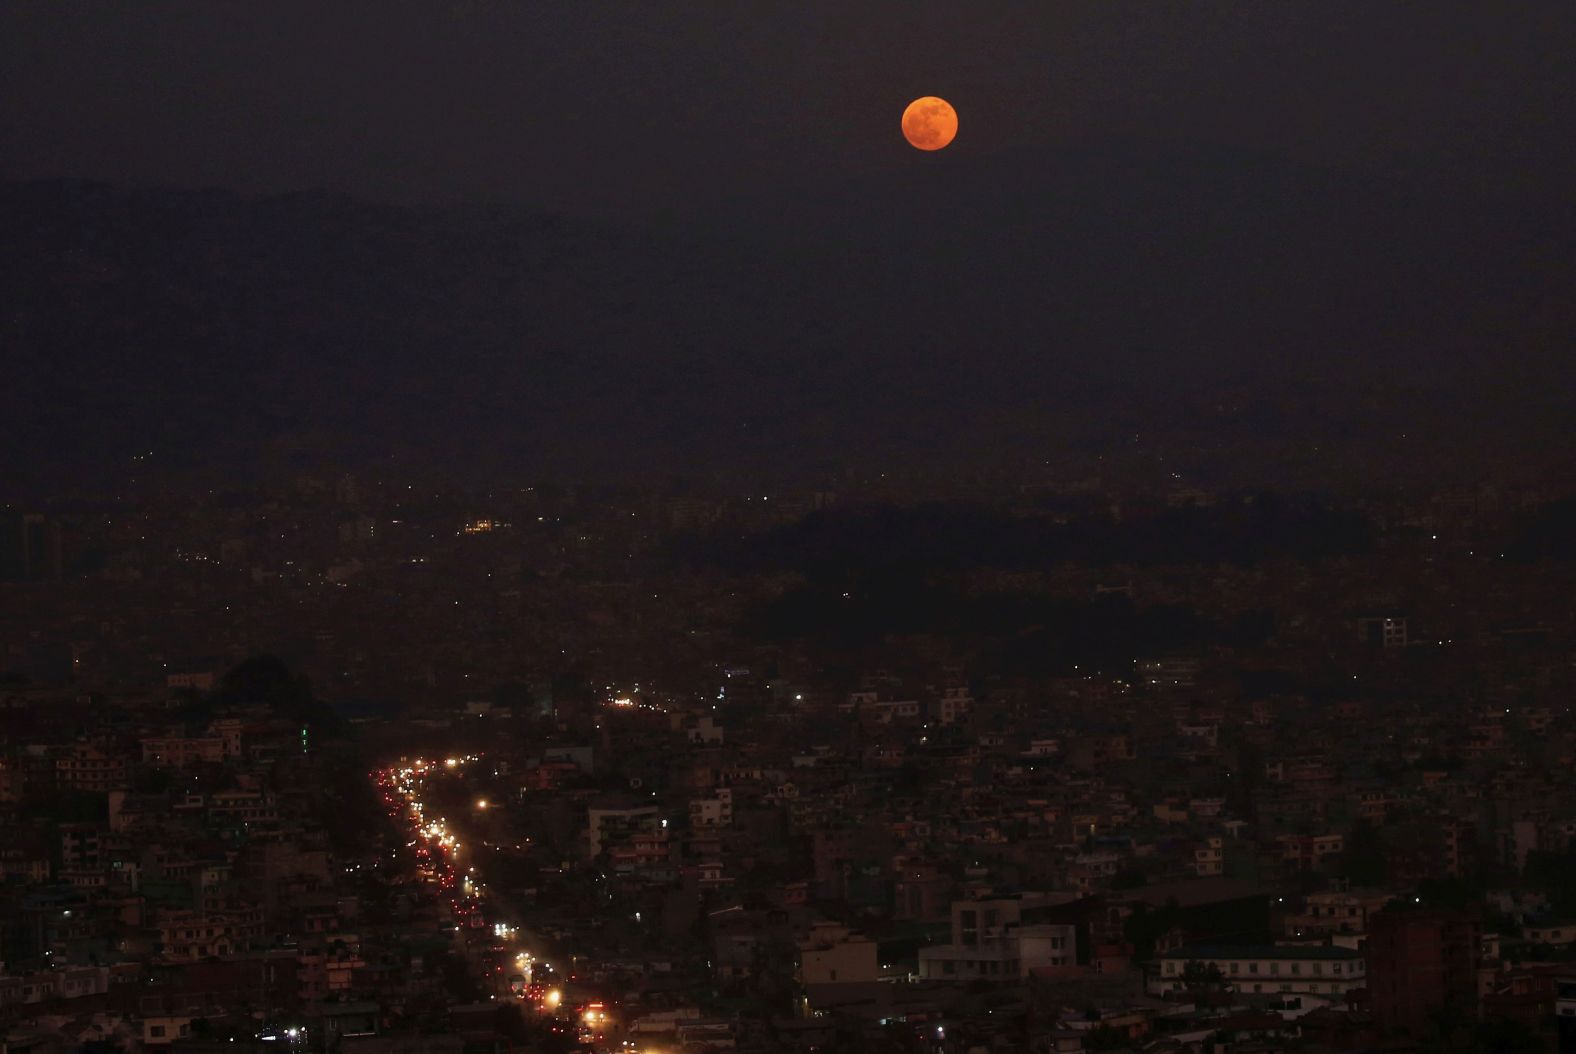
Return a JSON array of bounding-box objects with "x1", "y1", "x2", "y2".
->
[{"x1": 901, "y1": 96, "x2": 958, "y2": 151}]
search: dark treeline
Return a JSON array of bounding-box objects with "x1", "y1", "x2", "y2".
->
[
  {"x1": 681, "y1": 494, "x2": 1359, "y2": 666},
  {"x1": 684, "y1": 492, "x2": 1374, "y2": 577},
  {"x1": 747, "y1": 578, "x2": 1268, "y2": 675}
]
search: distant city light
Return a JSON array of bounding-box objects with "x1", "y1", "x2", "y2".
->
[{"x1": 463, "y1": 518, "x2": 509, "y2": 534}]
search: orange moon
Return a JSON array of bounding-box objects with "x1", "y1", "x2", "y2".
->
[{"x1": 901, "y1": 96, "x2": 958, "y2": 151}]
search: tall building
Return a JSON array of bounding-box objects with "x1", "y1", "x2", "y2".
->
[
  {"x1": 917, "y1": 894, "x2": 1080, "y2": 980},
  {"x1": 1368, "y1": 908, "x2": 1481, "y2": 1037}
]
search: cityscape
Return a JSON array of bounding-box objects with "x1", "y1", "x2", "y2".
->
[
  {"x1": 4, "y1": 4, "x2": 1576, "y2": 1054},
  {"x1": 4, "y1": 476, "x2": 1576, "y2": 1052}
]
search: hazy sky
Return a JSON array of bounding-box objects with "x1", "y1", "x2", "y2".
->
[{"x1": 3, "y1": 2, "x2": 1573, "y2": 218}]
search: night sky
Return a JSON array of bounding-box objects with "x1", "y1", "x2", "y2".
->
[
  {"x1": 3, "y1": 4, "x2": 1575, "y2": 489},
  {"x1": 5, "y1": 3, "x2": 1573, "y2": 218}
]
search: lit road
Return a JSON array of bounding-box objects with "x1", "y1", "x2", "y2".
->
[{"x1": 374, "y1": 756, "x2": 621, "y2": 1050}]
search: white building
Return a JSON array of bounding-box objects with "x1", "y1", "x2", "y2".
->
[
  {"x1": 1284, "y1": 888, "x2": 1394, "y2": 937},
  {"x1": 687, "y1": 716, "x2": 724, "y2": 744},
  {"x1": 1068, "y1": 851, "x2": 1121, "y2": 891},
  {"x1": 874, "y1": 699, "x2": 921, "y2": 723},
  {"x1": 798, "y1": 921, "x2": 879, "y2": 985},
  {"x1": 934, "y1": 687, "x2": 974, "y2": 725},
  {"x1": 689, "y1": 788, "x2": 733, "y2": 828},
  {"x1": 1151, "y1": 944, "x2": 1366, "y2": 998},
  {"x1": 918, "y1": 895, "x2": 1078, "y2": 981},
  {"x1": 587, "y1": 804, "x2": 662, "y2": 858},
  {"x1": 1194, "y1": 836, "x2": 1224, "y2": 876},
  {"x1": 1139, "y1": 656, "x2": 1199, "y2": 689},
  {"x1": 1525, "y1": 921, "x2": 1576, "y2": 947},
  {"x1": 1556, "y1": 974, "x2": 1576, "y2": 1032}
]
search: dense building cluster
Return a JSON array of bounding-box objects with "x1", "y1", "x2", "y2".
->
[{"x1": 5, "y1": 476, "x2": 1576, "y2": 1053}]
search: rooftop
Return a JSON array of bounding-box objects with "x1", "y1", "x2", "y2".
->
[
  {"x1": 1160, "y1": 944, "x2": 1363, "y2": 961},
  {"x1": 1117, "y1": 878, "x2": 1266, "y2": 909}
]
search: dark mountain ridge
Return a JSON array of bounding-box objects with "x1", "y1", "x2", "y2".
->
[{"x1": 3, "y1": 142, "x2": 1572, "y2": 494}]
